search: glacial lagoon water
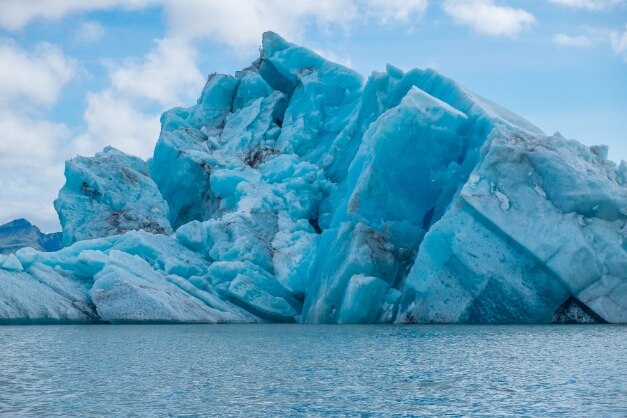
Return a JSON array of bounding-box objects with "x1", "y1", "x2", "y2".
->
[{"x1": 1, "y1": 325, "x2": 626, "y2": 417}]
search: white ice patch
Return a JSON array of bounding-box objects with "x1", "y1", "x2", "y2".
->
[
  {"x1": 495, "y1": 191, "x2": 510, "y2": 212},
  {"x1": 490, "y1": 182, "x2": 510, "y2": 212},
  {"x1": 534, "y1": 184, "x2": 547, "y2": 198},
  {"x1": 469, "y1": 173, "x2": 480, "y2": 188}
]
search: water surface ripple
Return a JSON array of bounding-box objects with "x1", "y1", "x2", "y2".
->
[{"x1": 0, "y1": 325, "x2": 625, "y2": 416}]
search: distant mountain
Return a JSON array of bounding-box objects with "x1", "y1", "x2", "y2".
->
[{"x1": 0, "y1": 219, "x2": 63, "y2": 255}]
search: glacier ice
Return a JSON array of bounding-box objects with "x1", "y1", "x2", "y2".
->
[
  {"x1": 339, "y1": 275, "x2": 389, "y2": 324},
  {"x1": 2, "y1": 31, "x2": 626, "y2": 324},
  {"x1": 398, "y1": 130, "x2": 627, "y2": 324},
  {"x1": 55, "y1": 146, "x2": 172, "y2": 247},
  {"x1": 91, "y1": 250, "x2": 229, "y2": 323}
]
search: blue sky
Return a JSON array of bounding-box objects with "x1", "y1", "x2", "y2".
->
[{"x1": 0, "y1": 0, "x2": 625, "y2": 232}]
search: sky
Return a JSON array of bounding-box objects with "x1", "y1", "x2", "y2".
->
[{"x1": 0, "y1": 0, "x2": 625, "y2": 233}]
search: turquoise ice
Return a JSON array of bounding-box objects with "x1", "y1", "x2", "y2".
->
[
  {"x1": 55, "y1": 146, "x2": 172, "y2": 247},
  {"x1": 1, "y1": 32, "x2": 626, "y2": 324}
]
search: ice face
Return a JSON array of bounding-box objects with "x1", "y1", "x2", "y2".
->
[
  {"x1": 398, "y1": 130, "x2": 627, "y2": 324},
  {"x1": 341, "y1": 86, "x2": 467, "y2": 231},
  {"x1": 91, "y1": 250, "x2": 228, "y2": 323},
  {"x1": 339, "y1": 275, "x2": 389, "y2": 324},
  {"x1": 54, "y1": 147, "x2": 172, "y2": 246},
  {"x1": 302, "y1": 222, "x2": 404, "y2": 324},
  {"x1": 3, "y1": 31, "x2": 626, "y2": 324},
  {"x1": 0, "y1": 261, "x2": 98, "y2": 324}
]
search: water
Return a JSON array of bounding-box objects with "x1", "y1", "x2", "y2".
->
[{"x1": 0, "y1": 325, "x2": 626, "y2": 417}]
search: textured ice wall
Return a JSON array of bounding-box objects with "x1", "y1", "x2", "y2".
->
[
  {"x1": 398, "y1": 131, "x2": 627, "y2": 323},
  {"x1": 55, "y1": 147, "x2": 172, "y2": 246}
]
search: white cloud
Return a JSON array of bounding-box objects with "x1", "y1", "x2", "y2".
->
[
  {"x1": 442, "y1": 0, "x2": 536, "y2": 37},
  {"x1": 553, "y1": 33, "x2": 593, "y2": 47},
  {"x1": 106, "y1": 38, "x2": 203, "y2": 107},
  {"x1": 556, "y1": 25, "x2": 627, "y2": 61},
  {"x1": 161, "y1": 0, "x2": 358, "y2": 53},
  {"x1": 0, "y1": 0, "x2": 157, "y2": 31},
  {"x1": 547, "y1": 0, "x2": 625, "y2": 10},
  {"x1": 365, "y1": 0, "x2": 428, "y2": 23},
  {"x1": 0, "y1": 39, "x2": 77, "y2": 105},
  {"x1": 73, "y1": 21, "x2": 105, "y2": 43},
  {"x1": 76, "y1": 37, "x2": 203, "y2": 160},
  {"x1": 313, "y1": 49, "x2": 354, "y2": 68},
  {"x1": 610, "y1": 25, "x2": 627, "y2": 59},
  {"x1": 0, "y1": 110, "x2": 69, "y2": 170},
  {"x1": 0, "y1": 122, "x2": 69, "y2": 233},
  {"x1": 75, "y1": 90, "x2": 161, "y2": 160},
  {"x1": 0, "y1": 0, "x2": 427, "y2": 51},
  {"x1": 0, "y1": 165, "x2": 66, "y2": 233},
  {"x1": 0, "y1": 0, "x2": 357, "y2": 50},
  {"x1": 0, "y1": 39, "x2": 78, "y2": 232},
  {"x1": 164, "y1": 0, "x2": 431, "y2": 50}
]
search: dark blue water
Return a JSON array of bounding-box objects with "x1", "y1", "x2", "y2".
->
[{"x1": 0, "y1": 325, "x2": 625, "y2": 417}]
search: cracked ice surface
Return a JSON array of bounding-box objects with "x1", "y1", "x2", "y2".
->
[{"x1": 2, "y1": 32, "x2": 626, "y2": 324}]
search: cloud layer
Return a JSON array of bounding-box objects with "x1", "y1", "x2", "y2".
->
[
  {"x1": 0, "y1": 40, "x2": 77, "y2": 231},
  {"x1": 548, "y1": 0, "x2": 625, "y2": 10},
  {"x1": 441, "y1": 0, "x2": 536, "y2": 37},
  {"x1": 0, "y1": 0, "x2": 157, "y2": 31},
  {"x1": 365, "y1": 0, "x2": 428, "y2": 23},
  {"x1": 553, "y1": 25, "x2": 627, "y2": 61},
  {"x1": 72, "y1": 21, "x2": 106, "y2": 44},
  {"x1": 610, "y1": 25, "x2": 627, "y2": 59},
  {"x1": 553, "y1": 33, "x2": 593, "y2": 47},
  {"x1": 0, "y1": 0, "x2": 428, "y2": 51},
  {"x1": 75, "y1": 38, "x2": 204, "y2": 160},
  {"x1": 0, "y1": 39, "x2": 77, "y2": 105}
]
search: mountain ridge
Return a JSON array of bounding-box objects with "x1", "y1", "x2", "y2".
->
[{"x1": 0, "y1": 218, "x2": 62, "y2": 255}]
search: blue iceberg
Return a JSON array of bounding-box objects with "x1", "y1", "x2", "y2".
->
[{"x1": 1, "y1": 32, "x2": 625, "y2": 324}]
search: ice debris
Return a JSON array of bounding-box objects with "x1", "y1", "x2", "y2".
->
[{"x1": 2, "y1": 32, "x2": 626, "y2": 324}]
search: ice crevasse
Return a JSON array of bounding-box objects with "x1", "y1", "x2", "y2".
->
[{"x1": 2, "y1": 32, "x2": 626, "y2": 324}]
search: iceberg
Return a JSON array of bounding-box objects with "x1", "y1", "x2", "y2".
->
[{"x1": 2, "y1": 32, "x2": 626, "y2": 324}]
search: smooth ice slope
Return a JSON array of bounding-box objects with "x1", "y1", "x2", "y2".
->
[{"x1": 2, "y1": 32, "x2": 626, "y2": 324}]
